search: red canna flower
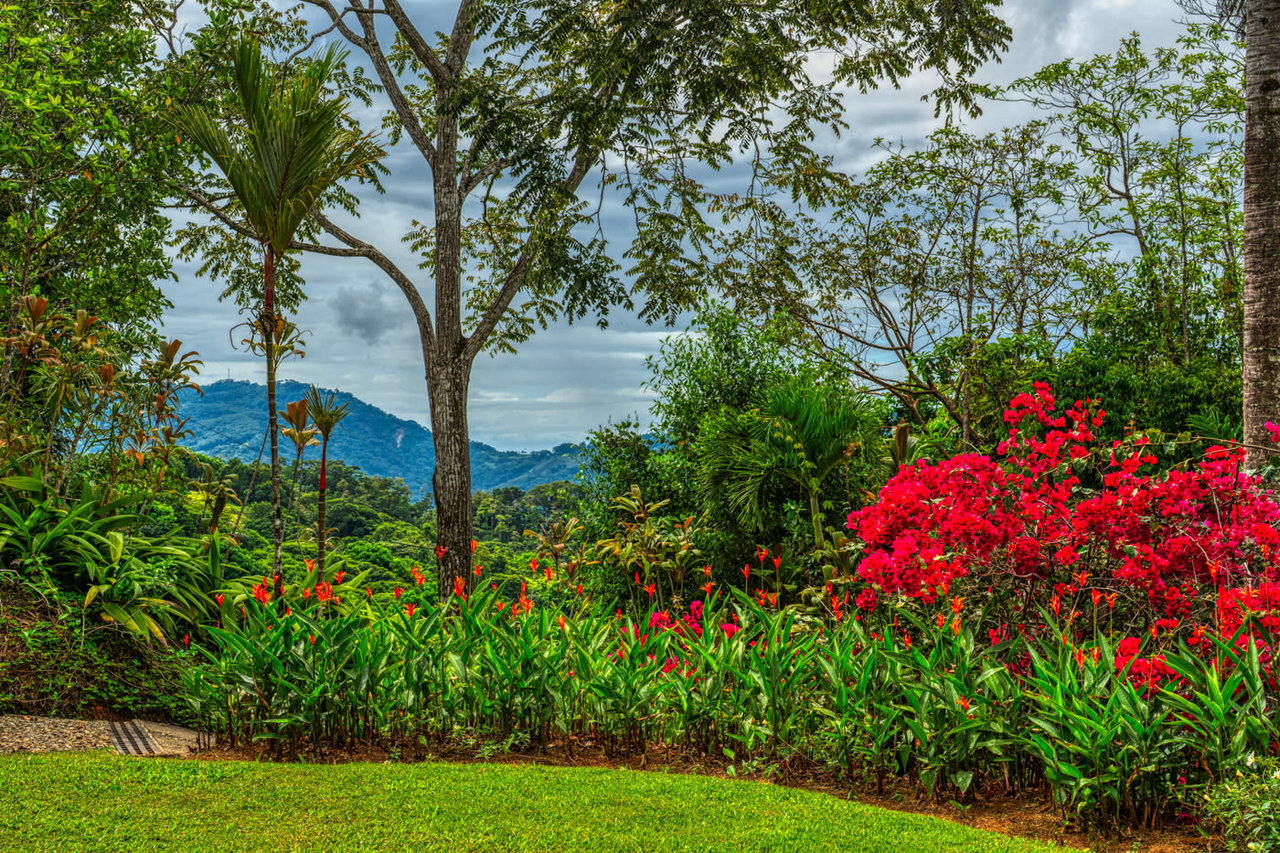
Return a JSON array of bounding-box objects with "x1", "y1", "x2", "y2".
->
[
  {"x1": 1074, "y1": 647, "x2": 1086, "y2": 667},
  {"x1": 366, "y1": 586, "x2": 373, "y2": 598},
  {"x1": 1091, "y1": 588, "x2": 1102, "y2": 607},
  {"x1": 334, "y1": 570, "x2": 346, "y2": 585},
  {"x1": 643, "y1": 582, "x2": 656, "y2": 598},
  {"x1": 1051, "y1": 594, "x2": 1062, "y2": 616},
  {"x1": 951, "y1": 596, "x2": 965, "y2": 614},
  {"x1": 1072, "y1": 571, "x2": 1089, "y2": 588},
  {"x1": 701, "y1": 580, "x2": 715, "y2": 597},
  {"x1": 305, "y1": 558, "x2": 315, "y2": 573},
  {"x1": 473, "y1": 564, "x2": 483, "y2": 577},
  {"x1": 404, "y1": 602, "x2": 418, "y2": 617},
  {"x1": 936, "y1": 612, "x2": 946, "y2": 628},
  {"x1": 703, "y1": 564, "x2": 712, "y2": 578},
  {"x1": 453, "y1": 575, "x2": 467, "y2": 599},
  {"x1": 557, "y1": 614, "x2": 566, "y2": 630},
  {"x1": 756, "y1": 546, "x2": 768, "y2": 565},
  {"x1": 544, "y1": 565, "x2": 553, "y2": 581},
  {"x1": 470, "y1": 539, "x2": 477, "y2": 553},
  {"x1": 309, "y1": 633, "x2": 316, "y2": 645},
  {"x1": 394, "y1": 587, "x2": 404, "y2": 599},
  {"x1": 214, "y1": 593, "x2": 224, "y2": 607},
  {"x1": 183, "y1": 634, "x2": 190, "y2": 647},
  {"x1": 435, "y1": 545, "x2": 448, "y2": 561},
  {"x1": 1105, "y1": 593, "x2": 1118, "y2": 610},
  {"x1": 950, "y1": 616, "x2": 962, "y2": 635},
  {"x1": 303, "y1": 587, "x2": 312, "y2": 601},
  {"x1": 772, "y1": 556, "x2": 781, "y2": 571},
  {"x1": 957, "y1": 695, "x2": 971, "y2": 712},
  {"x1": 742, "y1": 563, "x2": 751, "y2": 583}
]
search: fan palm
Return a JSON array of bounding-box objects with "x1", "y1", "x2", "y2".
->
[
  {"x1": 172, "y1": 40, "x2": 381, "y2": 589},
  {"x1": 303, "y1": 385, "x2": 349, "y2": 582},
  {"x1": 701, "y1": 377, "x2": 883, "y2": 553}
]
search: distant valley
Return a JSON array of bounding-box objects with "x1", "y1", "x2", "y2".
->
[{"x1": 177, "y1": 380, "x2": 581, "y2": 494}]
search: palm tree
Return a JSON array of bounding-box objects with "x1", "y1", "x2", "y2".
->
[
  {"x1": 303, "y1": 385, "x2": 349, "y2": 583},
  {"x1": 701, "y1": 377, "x2": 883, "y2": 554},
  {"x1": 173, "y1": 40, "x2": 381, "y2": 589}
]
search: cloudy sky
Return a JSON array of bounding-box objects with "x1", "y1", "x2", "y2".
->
[{"x1": 160, "y1": 0, "x2": 1190, "y2": 450}]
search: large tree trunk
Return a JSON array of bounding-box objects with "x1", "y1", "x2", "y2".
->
[
  {"x1": 429, "y1": 358, "x2": 473, "y2": 598},
  {"x1": 264, "y1": 246, "x2": 284, "y2": 597},
  {"x1": 1244, "y1": 0, "x2": 1280, "y2": 467}
]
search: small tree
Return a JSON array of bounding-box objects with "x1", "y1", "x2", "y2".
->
[{"x1": 303, "y1": 385, "x2": 350, "y2": 583}]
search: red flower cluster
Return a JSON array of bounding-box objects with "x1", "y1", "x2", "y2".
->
[{"x1": 849, "y1": 383, "x2": 1280, "y2": 655}]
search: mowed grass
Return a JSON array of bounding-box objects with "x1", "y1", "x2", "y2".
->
[{"x1": 2, "y1": 752, "x2": 1077, "y2": 852}]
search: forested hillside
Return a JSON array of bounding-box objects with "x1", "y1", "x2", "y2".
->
[{"x1": 177, "y1": 380, "x2": 580, "y2": 493}]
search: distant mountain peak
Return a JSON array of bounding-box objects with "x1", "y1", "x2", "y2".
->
[{"x1": 177, "y1": 379, "x2": 580, "y2": 493}]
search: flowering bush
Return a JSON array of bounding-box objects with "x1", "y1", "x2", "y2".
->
[{"x1": 849, "y1": 383, "x2": 1280, "y2": 684}]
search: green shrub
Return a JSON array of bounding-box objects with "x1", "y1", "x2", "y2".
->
[{"x1": 1202, "y1": 758, "x2": 1280, "y2": 852}]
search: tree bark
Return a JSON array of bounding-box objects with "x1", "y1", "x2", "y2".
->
[
  {"x1": 429, "y1": 358, "x2": 473, "y2": 597},
  {"x1": 1244, "y1": 0, "x2": 1280, "y2": 467}
]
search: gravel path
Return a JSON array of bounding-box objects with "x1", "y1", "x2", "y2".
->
[
  {"x1": 0, "y1": 715, "x2": 204, "y2": 755},
  {"x1": 0, "y1": 715, "x2": 112, "y2": 753}
]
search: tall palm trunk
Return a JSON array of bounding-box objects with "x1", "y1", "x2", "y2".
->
[
  {"x1": 316, "y1": 438, "x2": 329, "y2": 583},
  {"x1": 1245, "y1": 0, "x2": 1280, "y2": 467},
  {"x1": 264, "y1": 245, "x2": 284, "y2": 597}
]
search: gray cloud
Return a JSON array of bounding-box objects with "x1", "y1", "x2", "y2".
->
[{"x1": 330, "y1": 281, "x2": 413, "y2": 344}]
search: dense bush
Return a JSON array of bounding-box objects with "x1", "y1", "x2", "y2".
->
[{"x1": 1202, "y1": 758, "x2": 1280, "y2": 851}]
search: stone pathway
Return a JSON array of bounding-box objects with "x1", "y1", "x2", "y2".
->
[{"x1": 0, "y1": 715, "x2": 203, "y2": 756}]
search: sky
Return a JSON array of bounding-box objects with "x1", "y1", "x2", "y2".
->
[{"x1": 160, "y1": 0, "x2": 1190, "y2": 451}]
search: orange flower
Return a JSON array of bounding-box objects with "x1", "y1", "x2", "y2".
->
[
  {"x1": 701, "y1": 580, "x2": 716, "y2": 597},
  {"x1": 1091, "y1": 588, "x2": 1102, "y2": 607},
  {"x1": 950, "y1": 616, "x2": 962, "y2": 636},
  {"x1": 957, "y1": 695, "x2": 971, "y2": 712},
  {"x1": 951, "y1": 596, "x2": 965, "y2": 614},
  {"x1": 1105, "y1": 593, "x2": 1118, "y2": 610},
  {"x1": 643, "y1": 582, "x2": 656, "y2": 598},
  {"x1": 1072, "y1": 571, "x2": 1089, "y2": 588}
]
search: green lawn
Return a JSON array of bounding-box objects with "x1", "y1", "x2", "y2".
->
[{"x1": 3, "y1": 752, "x2": 1077, "y2": 852}]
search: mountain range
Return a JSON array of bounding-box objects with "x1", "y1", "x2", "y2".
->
[{"x1": 176, "y1": 379, "x2": 581, "y2": 494}]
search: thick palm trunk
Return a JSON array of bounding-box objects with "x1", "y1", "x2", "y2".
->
[
  {"x1": 1244, "y1": 0, "x2": 1280, "y2": 467},
  {"x1": 429, "y1": 358, "x2": 473, "y2": 599},
  {"x1": 264, "y1": 246, "x2": 284, "y2": 597}
]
